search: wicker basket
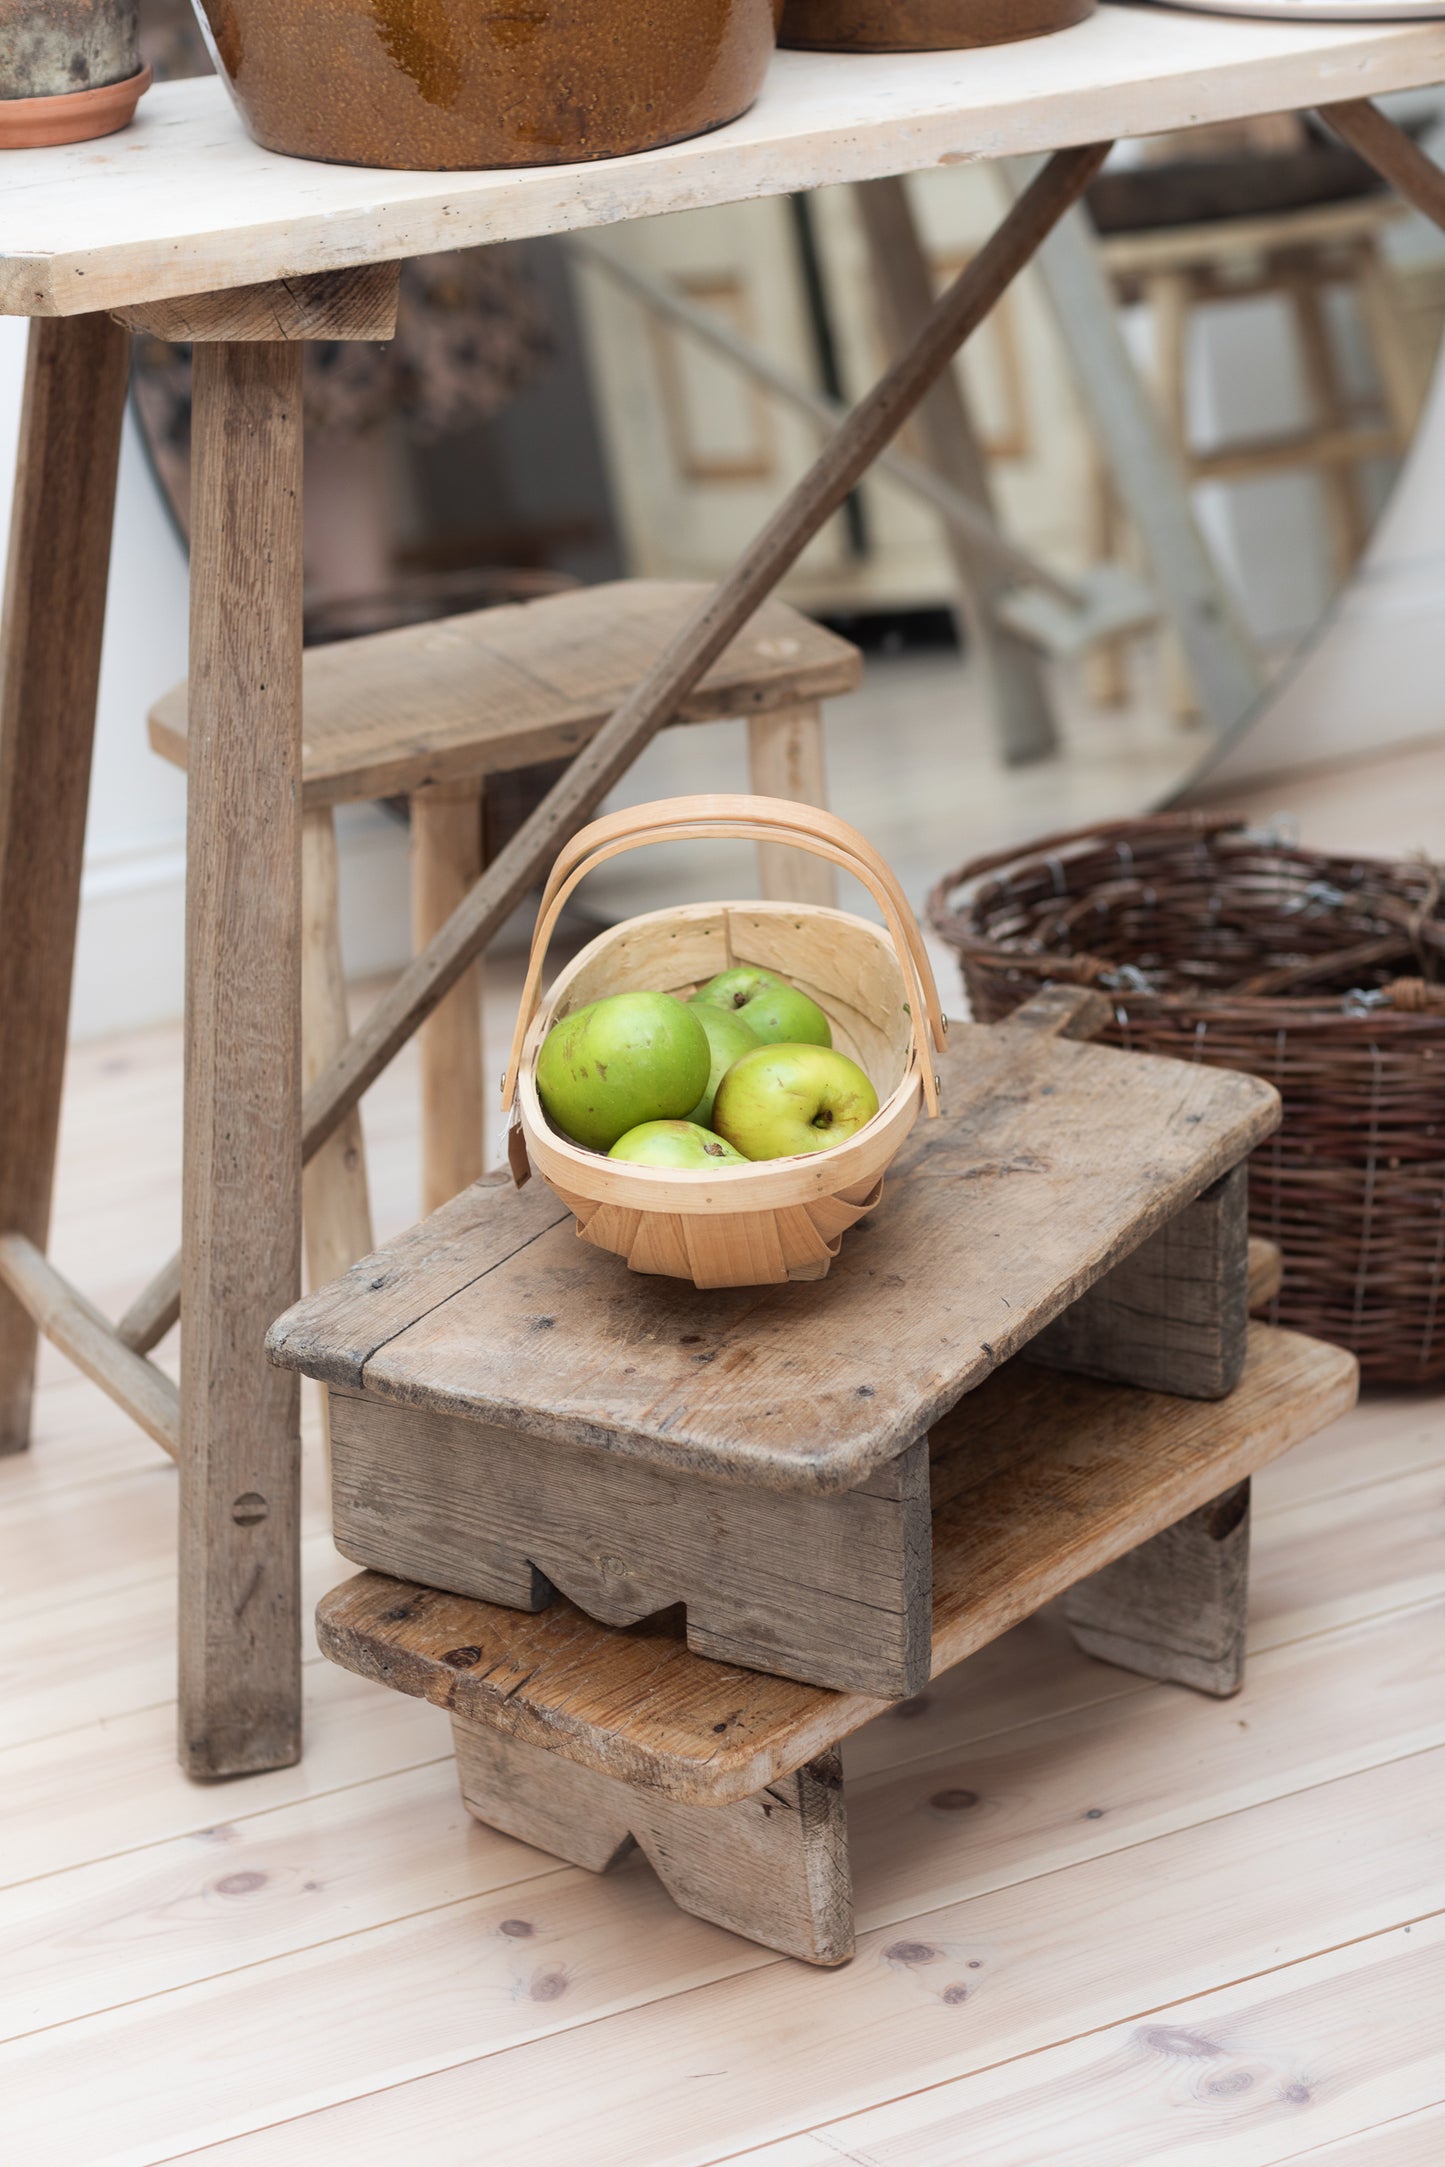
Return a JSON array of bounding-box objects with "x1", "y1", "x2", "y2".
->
[
  {"x1": 929, "y1": 812, "x2": 1445, "y2": 1383},
  {"x1": 503, "y1": 795, "x2": 947, "y2": 1290}
]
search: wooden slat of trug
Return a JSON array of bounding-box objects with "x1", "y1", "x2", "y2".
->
[
  {"x1": 148, "y1": 583, "x2": 862, "y2": 810},
  {"x1": 0, "y1": 313, "x2": 130, "y2": 1453},
  {"x1": 314, "y1": 1322, "x2": 1358, "y2": 1807},
  {"x1": 272, "y1": 1016, "x2": 1279, "y2": 1491}
]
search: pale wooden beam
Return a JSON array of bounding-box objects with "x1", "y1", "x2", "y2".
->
[
  {"x1": 110, "y1": 264, "x2": 400, "y2": 344},
  {"x1": 0, "y1": 1234, "x2": 179, "y2": 1459}
]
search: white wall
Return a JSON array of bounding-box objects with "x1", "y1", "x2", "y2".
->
[{"x1": 0, "y1": 318, "x2": 412, "y2": 1042}]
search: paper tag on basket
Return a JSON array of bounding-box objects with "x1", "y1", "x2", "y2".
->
[{"x1": 507, "y1": 1117, "x2": 532, "y2": 1190}]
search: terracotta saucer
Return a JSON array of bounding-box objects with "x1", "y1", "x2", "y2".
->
[{"x1": 0, "y1": 65, "x2": 152, "y2": 151}]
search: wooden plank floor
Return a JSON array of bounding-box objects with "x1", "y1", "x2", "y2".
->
[{"x1": 2, "y1": 965, "x2": 1444, "y2": 2166}]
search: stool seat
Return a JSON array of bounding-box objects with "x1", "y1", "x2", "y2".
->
[{"x1": 148, "y1": 578, "x2": 862, "y2": 808}]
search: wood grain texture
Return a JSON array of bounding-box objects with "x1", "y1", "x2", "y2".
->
[
  {"x1": 0, "y1": 1235, "x2": 179, "y2": 1460},
  {"x1": 329, "y1": 1390, "x2": 932, "y2": 1695},
  {"x1": 411, "y1": 782, "x2": 486, "y2": 1218},
  {"x1": 179, "y1": 340, "x2": 304, "y2": 1781},
  {"x1": 272, "y1": 1013, "x2": 1279, "y2": 1491},
  {"x1": 1064, "y1": 1480, "x2": 1252, "y2": 1697},
  {"x1": 745, "y1": 704, "x2": 838, "y2": 906},
  {"x1": 1321, "y1": 98, "x2": 1445, "y2": 236},
  {"x1": 149, "y1": 582, "x2": 861, "y2": 810},
  {"x1": 301, "y1": 808, "x2": 374, "y2": 1299},
  {"x1": 1029, "y1": 1160, "x2": 1250, "y2": 1399},
  {"x1": 857, "y1": 173, "x2": 1058, "y2": 767},
  {"x1": 315, "y1": 1322, "x2": 1357, "y2": 1806},
  {"x1": 453, "y1": 1722, "x2": 854, "y2": 1965},
  {"x1": 0, "y1": 312, "x2": 129, "y2": 1452},
  {"x1": 8, "y1": 20, "x2": 1445, "y2": 318},
  {"x1": 110, "y1": 263, "x2": 400, "y2": 343}
]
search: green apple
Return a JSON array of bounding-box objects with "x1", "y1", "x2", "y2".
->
[
  {"x1": 691, "y1": 965, "x2": 831, "y2": 1048},
  {"x1": 608, "y1": 1120, "x2": 749, "y2": 1169},
  {"x1": 712, "y1": 1043, "x2": 880, "y2": 1161},
  {"x1": 686, "y1": 1003, "x2": 761, "y2": 1127},
  {"x1": 536, "y1": 991, "x2": 710, "y2": 1154}
]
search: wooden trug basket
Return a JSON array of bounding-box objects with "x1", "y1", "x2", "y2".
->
[{"x1": 503, "y1": 795, "x2": 947, "y2": 1290}]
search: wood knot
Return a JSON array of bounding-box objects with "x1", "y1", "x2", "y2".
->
[
  {"x1": 441, "y1": 1645, "x2": 483, "y2": 1668},
  {"x1": 885, "y1": 1941, "x2": 939, "y2": 1967},
  {"x1": 214, "y1": 1870, "x2": 267, "y2": 1896},
  {"x1": 930, "y1": 1788, "x2": 979, "y2": 1812},
  {"x1": 499, "y1": 1919, "x2": 534, "y2": 1938}
]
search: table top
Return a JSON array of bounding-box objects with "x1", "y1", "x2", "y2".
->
[
  {"x1": 269, "y1": 1011, "x2": 1279, "y2": 1493},
  {"x1": 5, "y1": 6, "x2": 1444, "y2": 319}
]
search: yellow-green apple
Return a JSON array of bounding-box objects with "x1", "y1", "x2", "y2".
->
[
  {"x1": 686, "y1": 1003, "x2": 760, "y2": 1126},
  {"x1": 691, "y1": 966, "x2": 831, "y2": 1048},
  {"x1": 537, "y1": 992, "x2": 709, "y2": 1153},
  {"x1": 608, "y1": 1120, "x2": 749, "y2": 1168},
  {"x1": 713, "y1": 1043, "x2": 879, "y2": 1160}
]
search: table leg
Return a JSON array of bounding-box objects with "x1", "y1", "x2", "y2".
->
[
  {"x1": 0, "y1": 315, "x2": 129, "y2": 1454},
  {"x1": 179, "y1": 340, "x2": 304, "y2": 1779}
]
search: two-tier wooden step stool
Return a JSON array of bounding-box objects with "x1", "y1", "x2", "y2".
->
[
  {"x1": 273, "y1": 988, "x2": 1358, "y2": 1960},
  {"x1": 148, "y1": 580, "x2": 862, "y2": 1277}
]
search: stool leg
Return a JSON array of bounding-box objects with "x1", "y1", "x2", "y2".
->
[
  {"x1": 1062, "y1": 1480, "x2": 1251, "y2": 1698},
  {"x1": 1354, "y1": 237, "x2": 1423, "y2": 442},
  {"x1": 1143, "y1": 268, "x2": 1200, "y2": 726},
  {"x1": 180, "y1": 340, "x2": 304, "y2": 1779},
  {"x1": 0, "y1": 316, "x2": 129, "y2": 1452},
  {"x1": 301, "y1": 806, "x2": 374, "y2": 1292},
  {"x1": 411, "y1": 780, "x2": 487, "y2": 1217},
  {"x1": 745, "y1": 703, "x2": 838, "y2": 907},
  {"x1": 1288, "y1": 273, "x2": 1368, "y2": 583},
  {"x1": 452, "y1": 1717, "x2": 855, "y2": 1966}
]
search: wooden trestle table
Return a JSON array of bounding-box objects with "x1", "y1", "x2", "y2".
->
[{"x1": 1, "y1": 9, "x2": 1443, "y2": 1778}]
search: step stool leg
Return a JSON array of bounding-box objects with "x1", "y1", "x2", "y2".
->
[
  {"x1": 1028, "y1": 1161, "x2": 1249, "y2": 1399},
  {"x1": 451, "y1": 1718, "x2": 637, "y2": 1871},
  {"x1": 745, "y1": 703, "x2": 837, "y2": 907},
  {"x1": 452, "y1": 1717, "x2": 854, "y2": 1966},
  {"x1": 302, "y1": 807, "x2": 374, "y2": 1292},
  {"x1": 1062, "y1": 1479, "x2": 1251, "y2": 1698},
  {"x1": 411, "y1": 778, "x2": 487, "y2": 1216}
]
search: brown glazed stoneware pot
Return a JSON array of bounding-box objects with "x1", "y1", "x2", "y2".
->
[
  {"x1": 194, "y1": 0, "x2": 782, "y2": 171},
  {"x1": 780, "y1": 0, "x2": 1093, "y2": 51}
]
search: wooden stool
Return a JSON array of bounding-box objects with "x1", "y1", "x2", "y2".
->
[
  {"x1": 270, "y1": 987, "x2": 1284, "y2": 1702},
  {"x1": 149, "y1": 580, "x2": 862, "y2": 1276},
  {"x1": 1089, "y1": 195, "x2": 1420, "y2": 710},
  {"x1": 315, "y1": 1317, "x2": 1356, "y2": 1965}
]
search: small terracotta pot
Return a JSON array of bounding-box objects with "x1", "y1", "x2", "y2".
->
[
  {"x1": 0, "y1": 0, "x2": 148, "y2": 146},
  {"x1": 780, "y1": 0, "x2": 1093, "y2": 51},
  {"x1": 194, "y1": 0, "x2": 781, "y2": 172}
]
